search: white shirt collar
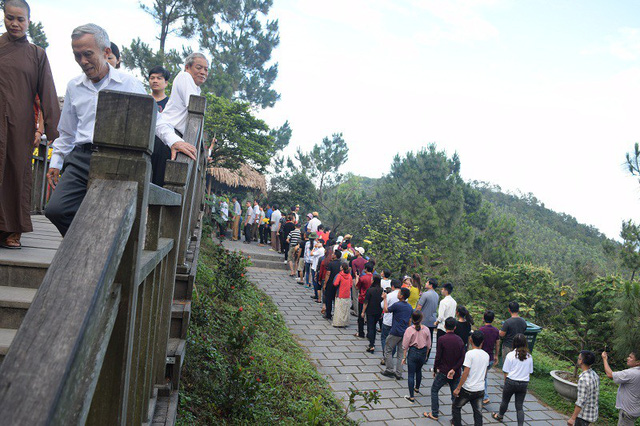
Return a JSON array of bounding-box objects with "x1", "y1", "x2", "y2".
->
[{"x1": 75, "y1": 64, "x2": 122, "y2": 89}]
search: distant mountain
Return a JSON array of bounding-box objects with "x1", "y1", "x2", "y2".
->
[{"x1": 474, "y1": 182, "x2": 624, "y2": 283}]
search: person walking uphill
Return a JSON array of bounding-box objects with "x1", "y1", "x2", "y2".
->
[
  {"x1": 402, "y1": 310, "x2": 432, "y2": 403},
  {"x1": 381, "y1": 287, "x2": 413, "y2": 380},
  {"x1": 362, "y1": 275, "x2": 384, "y2": 354},
  {"x1": 452, "y1": 330, "x2": 490, "y2": 426},
  {"x1": 602, "y1": 349, "x2": 640, "y2": 426},
  {"x1": 1, "y1": 0, "x2": 60, "y2": 249},
  {"x1": 424, "y1": 317, "x2": 465, "y2": 421},
  {"x1": 332, "y1": 263, "x2": 352, "y2": 327},
  {"x1": 417, "y1": 278, "x2": 439, "y2": 362},
  {"x1": 435, "y1": 283, "x2": 457, "y2": 339},
  {"x1": 323, "y1": 250, "x2": 342, "y2": 320},
  {"x1": 500, "y1": 301, "x2": 527, "y2": 363}
]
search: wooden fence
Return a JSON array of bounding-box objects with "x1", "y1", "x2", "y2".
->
[{"x1": 0, "y1": 90, "x2": 207, "y2": 425}]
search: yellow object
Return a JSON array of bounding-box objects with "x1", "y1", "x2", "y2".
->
[{"x1": 408, "y1": 286, "x2": 420, "y2": 309}]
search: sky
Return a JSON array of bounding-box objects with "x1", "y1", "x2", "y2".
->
[{"x1": 8, "y1": 0, "x2": 640, "y2": 240}]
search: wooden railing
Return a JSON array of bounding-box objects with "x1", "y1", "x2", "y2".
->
[{"x1": 0, "y1": 90, "x2": 207, "y2": 425}]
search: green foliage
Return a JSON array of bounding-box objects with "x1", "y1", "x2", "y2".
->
[
  {"x1": 268, "y1": 171, "x2": 317, "y2": 215},
  {"x1": 179, "y1": 236, "x2": 351, "y2": 425},
  {"x1": 186, "y1": 0, "x2": 280, "y2": 108},
  {"x1": 28, "y1": 21, "x2": 47, "y2": 49},
  {"x1": 296, "y1": 133, "x2": 349, "y2": 199},
  {"x1": 613, "y1": 280, "x2": 640, "y2": 359},
  {"x1": 620, "y1": 220, "x2": 640, "y2": 281},
  {"x1": 121, "y1": 37, "x2": 187, "y2": 82},
  {"x1": 205, "y1": 94, "x2": 274, "y2": 172},
  {"x1": 626, "y1": 142, "x2": 640, "y2": 180}
]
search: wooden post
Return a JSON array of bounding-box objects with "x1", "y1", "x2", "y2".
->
[{"x1": 86, "y1": 90, "x2": 156, "y2": 426}]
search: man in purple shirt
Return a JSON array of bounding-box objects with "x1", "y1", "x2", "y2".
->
[
  {"x1": 479, "y1": 310, "x2": 500, "y2": 404},
  {"x1": 424, "y1": 317, "x2": 465, "y2": 421}
]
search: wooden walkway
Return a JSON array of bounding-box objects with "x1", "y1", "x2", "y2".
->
[{"x1": 0, "y1": 215, "x2": 61, "y2": 361}]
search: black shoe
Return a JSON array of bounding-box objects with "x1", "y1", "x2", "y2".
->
[
  {"x1": 395, "y1": 373, "x2": 403, "y2": 380},
  {"x1": 380, "y1": 359, "x2": 386, "y2": 366},
  {"x1": 366, "y1": 347, "x2": 375, "y2": 353},
  {"x1": 381, "y1": 370, "x2": 395, "y2": 378}
]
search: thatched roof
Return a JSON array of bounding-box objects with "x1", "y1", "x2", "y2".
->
[{"x1": 209, "y1": 163, "x2": 267, "y2": 193}]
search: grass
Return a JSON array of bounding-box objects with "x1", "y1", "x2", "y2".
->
[
  {"x1": 529, "y1": 348, "x2": 638, "y2": 425},
  {"x1": 177, "y1": 232, "x2": 354, "y2": 425}
]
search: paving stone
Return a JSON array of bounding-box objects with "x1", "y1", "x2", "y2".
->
[{"x1": 362, "y1": 409, "x2": 392, "y2": 421}]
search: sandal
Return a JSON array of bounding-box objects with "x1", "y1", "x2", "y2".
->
[
  {"x1": 492, "y1": 413, "x2": 503, "y2": 422},
  {"x1": 483, "y1": 398, "x2": 490, "y2": 404},
  {"x1": 1, "y1": 233, "x2": 21, "y2": 249},
  {"x1": 423, "y1": 412, "x2": 438, "y2": 420},
  {"x1": 414, "y1": 388, "x2": 421, "y2": 394}
]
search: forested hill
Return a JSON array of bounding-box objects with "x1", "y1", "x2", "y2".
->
[{"x1": 475, "y1": 183, "x2": 623, "y2": 282}]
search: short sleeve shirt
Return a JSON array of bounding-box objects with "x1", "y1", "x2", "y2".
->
[
  {"x1": 612, "y1": 366, "x2": 640, "y2": 417},
  {"x1": 388, "y1": 300, "x2": 413, "y2": 337},
  {"x1": 462, "y1": 349, "x2": 490, "y2": 392},
  {"x1": 501, "y1": 317, "x2": 527, "y2": 348}
]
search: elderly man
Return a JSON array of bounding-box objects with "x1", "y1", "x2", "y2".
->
[
  {"x1": 151, "y1": 52, "x2": 209, "y2": 186},
  {"x1": 45, "y1": 24, "x2": 196, "y2": 236},
  {"x1": 0, "y1": 0, "x2": 60, "y2": 249}
]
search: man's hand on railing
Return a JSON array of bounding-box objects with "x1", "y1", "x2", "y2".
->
[
  {"x1": 46, "y1": 167, "x2": 60, "y2": 188},
  {"x1": 171, "y1": 141, "x2": 197, "y2": 161}
]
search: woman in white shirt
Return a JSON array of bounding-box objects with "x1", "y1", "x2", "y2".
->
[{"x1": 492, "y1": 333, "x2": 533, "y2": 425}]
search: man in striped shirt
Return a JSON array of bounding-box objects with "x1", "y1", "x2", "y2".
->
[{"x1": 287, "y1": 223, "x2": 302, "y2": 276}]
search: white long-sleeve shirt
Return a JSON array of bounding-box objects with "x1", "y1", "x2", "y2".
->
[
  {"x1": 436, "y1": 295, "x2": 457, "y2": 332},
  {"x1": 310, "y1": 246, "x2": 325, "y2": 271},
  {"x1": 51, "y1": 65, "x2": 180, "y2": 170},
  {"x1": 156, "y1": 70, "x2": 201, "y2": 141}
]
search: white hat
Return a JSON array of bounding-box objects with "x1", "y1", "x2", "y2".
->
[
  {"x1": 356, "y1": 247, "x2": 365, "y2": 255},
  {"x1": 336, "y1": 236, "x2": 344, "y2": 243}
]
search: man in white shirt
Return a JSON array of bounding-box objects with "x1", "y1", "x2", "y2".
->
[
  {"x1": 307, "y1": 212, "x2": 321, "y2": 233},
  {"x1": 151, "y1": 52, "x2": 208, "y2": 186},
  {"x1": 380, "y1": 280, "x2": 401, "y2": 365},
  {"x1": 452, "y1": 330, "x2": 490, "y2": 426},
  {"x1": 435, "y1": 283, "x2": 457, "y2": 340},
  {"x1": 270, "y1": 206, "x2": 282, "y2": 252},
  {"x1": 252, "y1": 200, "x2": 260, "y2": 241},
  {"x1": 218, "y1": 197, "x2": 228, "y2": 240},
  {"x1": 231, "y1": 196, "x2": 241, "y2": 241},
  {"x1": 44, "y1": 24, "x2": 196, "y2": 236}
]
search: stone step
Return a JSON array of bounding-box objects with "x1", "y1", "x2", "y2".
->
[
  {"x1": 249, "y1": 258, "x2": 289, "y2": 271},
  {"x1": 0, "y1": 328, "x2": 17, "y2": 364},
  {"x1": 244, "y1": 251, "x2": 285, "y2": 262},
  {"x1": 0, "y1": 286, "x2": 37, "y2": 329}
]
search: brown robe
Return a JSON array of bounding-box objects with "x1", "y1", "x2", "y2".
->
[{"x1": 0, "y1": 32, "x2": 60, "y2": 233}]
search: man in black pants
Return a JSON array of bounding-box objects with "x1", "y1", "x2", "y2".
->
[{"x1": 323, "y1": 250, "x2": 342, "y2": 320}]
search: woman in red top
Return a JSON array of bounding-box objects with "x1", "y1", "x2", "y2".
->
[{"x1": 332, "y1": 263, "x2": 352, "y2": 328}]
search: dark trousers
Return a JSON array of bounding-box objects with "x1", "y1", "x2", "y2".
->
[
  {"x1": 282, "y1": 241, "x2": 290, "y2": 260},
  {"x1": 45, "y1": 146, "x2": 92, "y2": 236},
  {"x1": 431, "y1": 372, "x2": 460, "y2": 417},
  {"x1": 218, "y1": 220, "x2": 227, "y2": 239},
  {"x1": 151, "y1": 135, "x2": 171, "y2": 186},
  {"x1": 407, "y1": 346, "x2": 428, "y2": 398},
  {"x1": 499, "y1": 377, "x2": 529, "y2": 426},
  {"x1": 356, "y1": 302, "x2": 365, "y2": 337},
  {"x1": 437, "y1": 328, "x2": 446, "y2": 340},
  {"x1": 324, "y1": 288, "x2": 336, "y2": 319},
  {"x1": 452, "y1": 387, "x2": 484, "y2": 426},
  {"x1": 366, "y1": 313, "x2": 381, "y2": 348},
  {"x1": 426, "y1": 326, "x2": 436, "y2": 362},
  {"x1": 259, "y1": 224, "x2": 268, "y2": 243},
  {"x1": 243, "y1": 223, "x2": 252, "y2": 242}
]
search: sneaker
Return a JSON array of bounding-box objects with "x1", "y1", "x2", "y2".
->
[
  {"x1": 414, "y1": 388, "x2": 421, "y2": 394},
  {"x1": 395, "y1": 373, "x2": 403, "y2": 380},
  {"x1": 404, "y1": 395, "x2": 415, "y2": 403},
  {"x1": 381, "y1": 370, "x2": 395, "y2": 378}
]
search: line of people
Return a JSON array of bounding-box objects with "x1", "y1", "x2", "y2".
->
[{"x1": 1, "y1": 0, "x2": 208, "y2": 247}]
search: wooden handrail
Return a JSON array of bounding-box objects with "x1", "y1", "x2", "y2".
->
[{"x1": 0, "y1": 90, "x2": 207, "y2": 425}]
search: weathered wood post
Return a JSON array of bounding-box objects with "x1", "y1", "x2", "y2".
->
[{"x1": 86, "y1": 90, "x2": 157, "y2": 425}]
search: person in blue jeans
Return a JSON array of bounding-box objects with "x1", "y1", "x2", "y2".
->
[
  {"x1": 423, "y1": 317, "x2": 465, "y2": 421},
  {"x1": 380, "y1": 280, "x2": 402, "y2": 364},
  {"x1": 401, "y1": 310, "x2": 432, "y2": 403}
]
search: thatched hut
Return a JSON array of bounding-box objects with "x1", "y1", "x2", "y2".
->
[{"x1": 206, "y1": 163, "x2": 267, "y2": 196}]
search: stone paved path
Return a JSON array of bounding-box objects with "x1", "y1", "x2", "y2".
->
[{"x1": 223, "y1": 240, "x2": 568, "y2": 425}]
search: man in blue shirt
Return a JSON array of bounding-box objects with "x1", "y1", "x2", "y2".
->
[{"x1": 382, "y1": 287, "x2": 413, "y2": 380}]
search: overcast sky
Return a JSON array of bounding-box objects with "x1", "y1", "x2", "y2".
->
[{"x1": 11, "y1": 0, "x2": 640, "y2": 240}]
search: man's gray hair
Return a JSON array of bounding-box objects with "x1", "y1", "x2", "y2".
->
[
  {"x1": 71, "y1": 23, "x2": 110, "y2": 51},
  {"x1": 185, "y1": 52, "x2": 209, "y2": 67}
]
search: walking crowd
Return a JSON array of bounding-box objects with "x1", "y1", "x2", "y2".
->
[{"x1": 225, "y1": 200, "x2": 640, "y2": 426}]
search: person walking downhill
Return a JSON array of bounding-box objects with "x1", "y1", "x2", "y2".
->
[
  {"x1": 402, "y1": 310, "x2": 432, "y2": 403},
  {"x1": 601, "y1": 349, "x2": 640, "y2": 426},
  {"x1": 479, "y1": 310, "x2": 501, "y2": 405},
  {"x1": 568, "y1": 351, "x2": 600, "y2": 426},
  {"x1": 452, "y1": 330, "x2": 490, "y2": 426},
  {"x1": 435, "y1": 283, "x2": 457, "y2": 340},
  {"x1": 381, "y1": 287, "x2": 413, "y2": 380},
  {"x1": 492, "y1": 333, "x2": 533, "y2": 426},
  {"x1": 424, "y1": 317, "x2": 465, "y2": 421},
  {"x1": 332, "y1": 263, "x2": 352, "y2": 327},
  {"x1": 362, "y1": 275, "x2": 384, "y2": 354},
  {"x1": 417, "y1": 278, "x2": 439, "y2": 363}
]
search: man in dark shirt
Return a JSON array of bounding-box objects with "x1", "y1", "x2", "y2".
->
[
  {"x1": 148, "y1": 66, "x2": 170, "y2": 112},
  {"x1": 424, "y1": 317, "x2": 465, "y2": 421},
  {"x1": 323, "y1": 250, "x2": 342, "y2": 320},
  {"x1": 499, "y1": 301, "x2": 527, "y2": 364},
  {"x1": 381, "y1": 287, "x2": 413, "y2": 380},
  {"x1": 479, "y1": 310, "x2": 500, "y2": 404}
]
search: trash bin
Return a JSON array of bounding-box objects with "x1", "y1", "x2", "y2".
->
[{"x1": 524, "y1": 321, "x2": 542, "y2": 352}]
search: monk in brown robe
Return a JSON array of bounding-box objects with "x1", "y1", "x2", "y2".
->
[{"x1": 0, "y1": 0, "x2": 60, "y2": 248}]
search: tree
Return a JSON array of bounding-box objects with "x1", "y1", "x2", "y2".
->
[
  {"x1": 204, "y1": 94, "x2": 275, "y2": 172},
  {"x1": 185, "y1": 0, "x2": 280, "y2": 107},
  {"x1": 613, "y1": 280, "x2": 640, "y2": 359},
  {"x1": 296, "y1": 133, "x2": 349, "y2": 204},
  {"x1": 620, "y1": 220, "x2": 640, "y2": 281},
  {"x1": 140, "y1": 0, "x2": 192, "y2": 58},
  {"x1": 625, "y1": 142, "x2": 640, "y2": 181},
  {"x1": 28, "y1": 21, "x2": 48, "y2": 49}
]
